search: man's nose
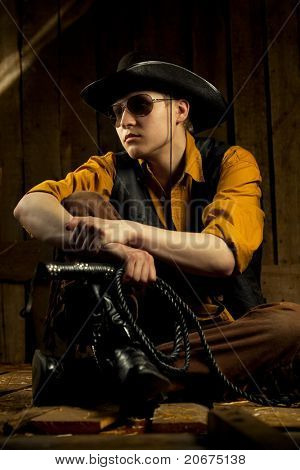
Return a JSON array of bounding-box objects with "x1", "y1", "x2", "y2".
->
[{"x1": 120, "y1": 107, "x2": 137, "y2": 127}]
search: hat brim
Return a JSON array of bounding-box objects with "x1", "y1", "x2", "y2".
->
[{"x1": 80, "y1": 61, "x2": 228, "y2": 132}]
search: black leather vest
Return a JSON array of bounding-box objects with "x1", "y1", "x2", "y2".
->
[{"x1": 110, "y1": 137, "x2": 265, "y2": 318}]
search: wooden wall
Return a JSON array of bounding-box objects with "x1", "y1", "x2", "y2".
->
[{"x1": 0, "y1": 0, "x2": 299, "y2": 362}]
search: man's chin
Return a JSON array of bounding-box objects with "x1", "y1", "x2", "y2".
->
[{"x1": 126, "y1": 148, "x2": 146, "y2": 160}]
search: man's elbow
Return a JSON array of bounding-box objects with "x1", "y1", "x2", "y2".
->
[
  {"x1": 14, "y1": 194, "x2": 34, "y2": 224},
  {"x1": 222, "y1": 259, "x2": 235, "y2": 277},
  {"x1": 14, "y1": 198, "x2": 26, "y2": 221},
  {"x1": 215, "y1": 250, "x2": 235, "y2": 277},
  {"x1": 208, "y1": 235, "x2": 235, "y2": 277}
]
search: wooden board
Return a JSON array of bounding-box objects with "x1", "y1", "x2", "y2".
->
[
  {"x1": 18, "y1": 0, "x2": 62, "y2": 363},
  {"x1": 151, "y1": 403, "x2": 208, "y2": 433},
  {"x1": 0, "y1": 400, "x2": 55, "y2": 437},
  {"x1": 262, "y1": 264, "x2": 300, "y2": 303},
  {"x1": 135, "y1": 1, "x2": 190, "y2": 64},
  {"x1": 230, "y1": 0, "x2": 274, "y2": 264},
  {"x1": 21, "y1": 0, "x2": 61, "y2": 191},
  {"x1": 0, "y1": 364, "x2": 31, "y2": 374},
  {"x1": 59, "y1": 0, "x2": 98, "y2": 173},
  {"x1": 0, "y1": 370, "x2": 32, "y2": 395},
  {"x1": 0, "y1": 0, "x2": 24, "y2": 241},
  {"x1": 94, "y1": 1, "x2": 134, "y2": 155},
  {"x1": 30, "y1": 404, "x2": 119, "y2": 434},
  {"x1": 0, "y1": 240, "x2": 52, "y2": 282},
  {"x1": 0, "y1": 0, "x2": 26, "y2": 364},
  {"x1": 0, "y1": 239, "x2": 51, "y2": 350},
  {"x1": 0, "y1": 388, "x2": 33, "y2": 434},
  {"x1": 0, "y1": 432, "x2": 204, "y2": 450},
  {"x1": 266, "y1": 0, "x2": 300, "y2": 265},
  {"x1": 0, "y1": 388, "x2": 32, "y2": 413},
  {"x1": 192, "y1": 0, "x2": 228, "y2": 143},
  {"x1": 0, "y1": 365, "x2": 119, "y2": 436},
  {"x1": 0, "y1": 368, "x2": 119, "y2": 436},
  {"x1": 0, "y1": 285, "x2": 25, "y2": 363},
  {"x1": 208, "y1": 406, "x2": 297, "y2": 449},
  {"x1": 214, "y1": 400, "x2": 300, "y2": 430},
  {"x1": 101, "y1": 418, "x2": 146, "y2": 436}
]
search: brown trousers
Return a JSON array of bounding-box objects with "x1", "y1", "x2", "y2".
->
[{"x1": 61, "y1": 191, "x2": 300, "y2": 399}]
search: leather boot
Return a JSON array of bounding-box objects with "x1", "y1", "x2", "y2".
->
[{"x1": 97, "y1": 296, "x2": 171, "y2": 405}]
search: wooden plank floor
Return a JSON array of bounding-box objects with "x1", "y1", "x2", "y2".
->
[{"x1": 0, "y1": 364, "x2": 300, "y2": 450}]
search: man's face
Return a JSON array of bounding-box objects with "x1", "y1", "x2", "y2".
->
[{"x1": 113, "y1": 91, "x2": 173, "y2": 160}]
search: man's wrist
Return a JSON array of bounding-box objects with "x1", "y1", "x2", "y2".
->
[{"x1": 126, "y1": 220, "x2": 145, "y2": 248}]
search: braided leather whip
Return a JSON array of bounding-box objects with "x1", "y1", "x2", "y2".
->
[{"x1": 40, "y1": 261, "x2": 297, "y2": 407}]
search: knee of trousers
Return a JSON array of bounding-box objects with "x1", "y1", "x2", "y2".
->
[
  {"x1": 259, "y1": 302, "x2": 300, "y2": 356},
  {"x1": 61, "y1": 191, "x2": 121, "y2": 219}
]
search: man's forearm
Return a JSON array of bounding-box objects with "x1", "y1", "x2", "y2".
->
[
  {"x1": 127, "y1": 222, "x2": 235, "y2": 277},
  {"x1": 14, "y1": 192, "x2": 72, "y2": 248}
]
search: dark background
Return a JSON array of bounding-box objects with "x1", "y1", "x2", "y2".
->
[{"x1": 0, "y1": 0, "x2": 299, "y2": 362}]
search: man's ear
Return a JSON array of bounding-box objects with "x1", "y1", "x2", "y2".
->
[{"x1": 175, "y1": 99, "x2": 190, "y2": 125}]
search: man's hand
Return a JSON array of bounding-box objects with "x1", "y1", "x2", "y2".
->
[
  {"x1": 102, "y1": 243, "x2": 156, "y2": 284},
  {"x1": 65, "y1": 217, "x2": 155, "y2": 284},
  {"x1": 65, "y1": 216, "x2": 136, "y2": 251}
]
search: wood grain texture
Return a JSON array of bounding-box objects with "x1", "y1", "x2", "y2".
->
[
  {"x1": 94, "y1": 1, "x2": 134, "y2": 155},
  {"x1": 208, "y1": 406, "x2": 297, "y2": 449},
  {"x1": 30, "y1": 405, "x2": 119, "y2": 434},
  {"x1": 214, "y1": 400, "x2": 300, "y2": 430},
  {"x1": 0, "y1": 388, "x2": 32, "y2": 413},
  {"x1": 0, "y1": 238, "x2": 51, "y2": 360},
  {"x1": 19, "y1": 0, "x2": 63, "y2": 361},
  {"x1": 0, "y1": 0, "x2": 23, "y2": 241},
  {"x1": 0, "y1": 432, "x2": 203, "y2": 450},
  {"x1": 0, "y1": 285, "x2": 25, "y2": 363},
  {"x1": 265, "y1": 0, "x2": 300, "y2": 264},
  {"x1": 0, "y1": 238, "x2": 51, "y2": 349},
  {"x1": 0, "y1": 0, "x2": 26, "y2": 363},
  {"x1": 0, "y1": 369, "x2": 32, "y2": 394},
  {"x1": 0, "y1": 240, "x2": 52, "y2": 282},
  {"x1": 59, "y1": 0, "x2": 98, "y2": 173},
  {"x1": 21, "y1": 0, "x2": 61, "y2": 191},
  {"x1": 0, "y1": 363, "x2": 31, "y2": 374},
  {"x1": 151, "y1": 402, "x2": 208, "y2": 433},
  {"x1": 262, "y1": 264, "x2": 300, "y2": 302},
  {"x1": 192, "y1": 0, "x2": 228, "y2": 143},
  {"x1": 0, "y1": 384, "x2": 55, "y2": 436},
  {"x1": 230, "y1": 0, "x2": 274, "y2": 264}
]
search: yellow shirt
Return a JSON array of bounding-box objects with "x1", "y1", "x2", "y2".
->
[{"x1": 27, "y1": 132, "x2": 264, "y2": 273}]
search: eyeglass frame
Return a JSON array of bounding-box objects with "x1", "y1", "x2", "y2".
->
[{"x1": 106, "y1": 93, "x2": 174, "y2": 127}]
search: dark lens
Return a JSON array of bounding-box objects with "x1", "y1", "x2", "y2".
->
[
  {"x1": 105, "y1": 108, "x2": 117, "y2": 126},
  {"x1": 111, "y1": 103, "x2": 124, "y2": 124},
  {"x1": 127, "y1": 94, "x2": 153, "y2": 116}
]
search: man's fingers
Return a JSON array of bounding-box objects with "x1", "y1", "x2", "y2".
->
[
  {"x1": 124, "y1": 258, "x2": 135, "y2": 282},
  {"x1": 66, "y1": 216, "x2": 93, "y2": 230},
  {"x1": 69, "y1": 221, "x2": 99, "y2": 251},
  {"x1": 69, "y1": 221, "x2": 83, "y2": 247},
  {"x1": 149, "y1": 259, "x2": 157, "y2": 282},
  {"x1": 140, "y1": 260, "x2": 150, "y2": 283},
  {"x1": 132, "y1": 258, "x2": 143, "y2": 283},
  {"x1": 123, "y1": 252, "x2": 156, "y2": 284},
  {"x1": 74, "y1": 223, "x2": 89, "y2": 249},
  {"x1": 66, "y1": 216, "x2": 85, "y2": 232}
]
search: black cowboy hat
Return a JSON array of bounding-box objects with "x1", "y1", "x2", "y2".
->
[{"x1": 80, "y1": 52, "x2": 228, "y2": 132}]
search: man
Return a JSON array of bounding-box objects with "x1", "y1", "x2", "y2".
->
[{"x1": 14, "y1": 52, "x2": 300, "y2": 405}]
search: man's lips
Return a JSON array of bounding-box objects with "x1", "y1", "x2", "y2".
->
[{"x1": 125, "y1": 133, "x2": 141, "y2": 142}]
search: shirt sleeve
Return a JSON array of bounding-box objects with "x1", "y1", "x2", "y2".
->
[
  {"x1": 26, "y1": 153, "x2": 116, "y2": 202},
  {"x1": 202, "y1": 146, "x2": 265, "y2": 273}
]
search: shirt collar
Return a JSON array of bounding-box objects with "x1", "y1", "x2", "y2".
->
[
  {"x1": 138, "y1": 130, "x2": 205, "y2": 183},
  {"x1": 184, "y1": 131, "x2": 204, "y2": 183}
]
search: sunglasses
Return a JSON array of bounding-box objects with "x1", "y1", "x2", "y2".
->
[{"x1": 106, "y1": 93, "x2": 173, "y2": 127}]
